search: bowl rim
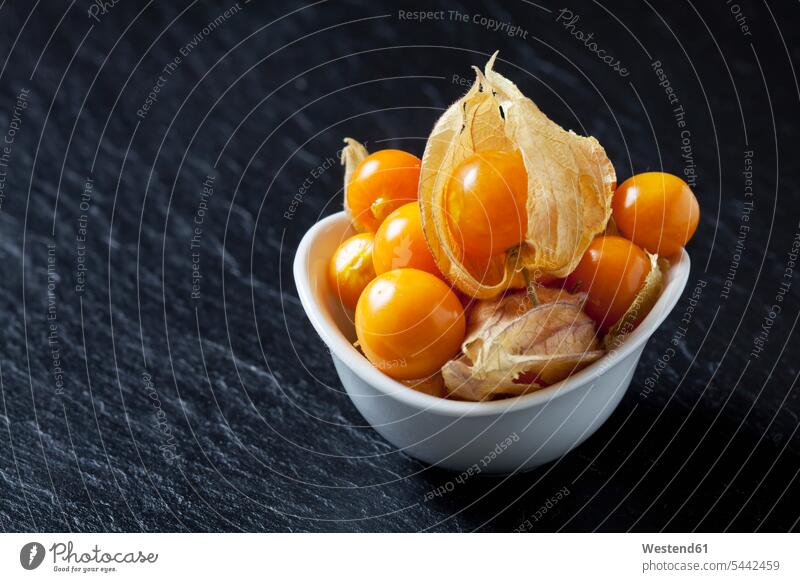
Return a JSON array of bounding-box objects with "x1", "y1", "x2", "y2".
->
[{"x1": 294, "y1": 211, "x2": 691, "y2": 417}]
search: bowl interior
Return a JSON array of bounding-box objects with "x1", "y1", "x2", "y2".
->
[{"x1": 294, "y1": 211, "x2": 691, "y2": 415}]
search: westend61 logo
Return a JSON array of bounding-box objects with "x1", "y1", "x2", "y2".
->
[{"x1": 19, "y1": 540, "x2": 158, "y2": 573}]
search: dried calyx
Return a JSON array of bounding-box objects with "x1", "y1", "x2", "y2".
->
[
  {"x1": 442, "y1": 287, "x2": 604, "y2": 400},
  {"x1": 418, "y1": 52, "x2": 616, "y2": 300},
  {"x1": 340, "y1": 137, "x2": 369, "y2": 232},
  {"x1": 603, "y1": 253, "x2": 665, "y2": 350}
]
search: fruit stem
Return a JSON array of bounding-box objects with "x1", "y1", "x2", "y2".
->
[{"x1": 522, "y1": 269, "x2": 539, "y2": 307}]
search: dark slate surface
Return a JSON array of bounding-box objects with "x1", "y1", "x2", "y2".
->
[{"x1": 0, "y1": 0, "x2": 798, "y2": 532}]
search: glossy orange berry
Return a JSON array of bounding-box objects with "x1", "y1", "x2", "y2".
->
[
  {"x1": 612, "y1": 172, "x2": 699, "y2": 256},
  {"x1": 347, "y1": 149, "x2": 422, "y2": 232},
  {"x1": 372, "y1": 202, "x2": 440, "y2": 277},
  {"x1": 445, "y1": 149, "x2": 528, "y2": 259},
  {"x1": 355, "y1": 269, "x2": 465, "y2": 380},
  {"x1": 328, "y1": 233, "x2": 376, "y2": 311},
  {"x1": 565, "y1": 236, "x2": 651, "y2": 332}
]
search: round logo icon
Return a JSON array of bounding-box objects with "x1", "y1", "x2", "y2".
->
[{"x1": 20, "y1": 542, "x2": 45, "y2": 570}]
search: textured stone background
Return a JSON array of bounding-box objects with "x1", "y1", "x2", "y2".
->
[{"x1": 0, "y1": 0, "x2": 798, "y2": 532}]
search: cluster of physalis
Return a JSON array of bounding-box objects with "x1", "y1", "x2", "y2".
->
[{"x1": 327, "y1": 53, "x2": 699, "y2": 401}]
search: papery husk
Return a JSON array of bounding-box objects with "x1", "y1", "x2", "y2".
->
[
  {"x1": 442, "y1": 287, "x2": 604, "y2": 401},
  {"x1": 442, "y1": 357, "x2": 544, "y2": 401},
  {"x1": 603, "y1": 252, "x2": 664, "y2": 350},
  {"x1": 340, "y1": 137, "x2": 369, "y2": 232},
  {"x1": 461, "y1": 286, "x2": 583, "y2": 362},
  {"x1": 604, "y1": 216, "x2": 621, "y2": 236},
  {"x1": 419, "y1": 52, "x2": 616, "y2": 300}
]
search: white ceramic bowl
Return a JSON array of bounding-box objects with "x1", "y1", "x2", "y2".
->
[{"x1": 294, "y1": 212, "x2": 690, "y2": 473}]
